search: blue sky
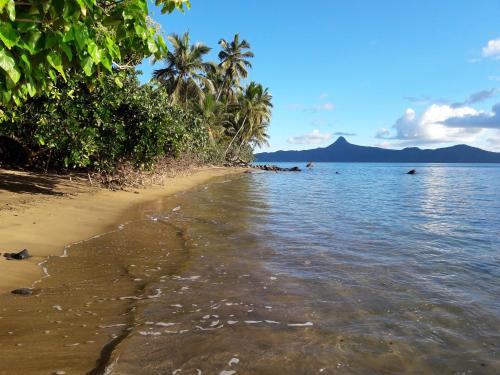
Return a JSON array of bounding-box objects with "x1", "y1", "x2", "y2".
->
[{"x1": 140, "y1": 0, "x2": 500, "y2": 152}]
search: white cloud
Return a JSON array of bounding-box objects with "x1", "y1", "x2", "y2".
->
[
  {"x1": 376, "y1": 104, "x2": 483, "y2": 145},
  {"x1": 287, "y1": 129, "x2": 332, "y2": 145},
  {"x1": 488, "y1": 76, "x2": 500, "y2": 82},
  {"x1": 375, "y1": 128, "x2": 391, "y2": 138},
  {"x1": 444, "y1": 103, "x2": 500, "y2": 129},
  {"x1": 482, "y1": 38, "x2": 500, "y2": 59},
  {"x1": 333, "y1": 132, "x2": 356, "y2": 136}
]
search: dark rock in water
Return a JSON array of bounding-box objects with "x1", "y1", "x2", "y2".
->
[
  {"x1": 4, "y1": 249, "x2": 30, "y2": 260},
  {"x1": 335, "y1": 171, "x2": 340, "y2": 174},
  {"x1": 306, "y1": 162, "x2": 314, "y2": 168},
  {"x1": 407, "y1": 169, "x2": 416, "y2": 175},
  {"x1": 252, "y1": 164, "x2": 301, "y2": 172},
  {"x1": 11, "y1": 288, "x2": 33, "y2": 296}
]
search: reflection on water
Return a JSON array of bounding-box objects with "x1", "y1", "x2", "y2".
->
[{"x1": 1, "y1": 164, "x2": 500, "y2": 374}]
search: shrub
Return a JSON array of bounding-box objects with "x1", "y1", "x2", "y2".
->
[{"x1": 0, "y1": 72, "x2": 214, "y2": 172}]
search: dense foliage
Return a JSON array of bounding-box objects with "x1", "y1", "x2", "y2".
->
[
  {"x1": 0, "y1": 0, "x2": 190, "y2": 105},
  {"x1": 153, "y1": 32, "x2": 272, "y2": 161},
  {"x1": 0, "y1": 71, "x2": 212, "y2": 171},
  {"x1": 0, "y1": 0, "x2": 272, "y2": 175}
]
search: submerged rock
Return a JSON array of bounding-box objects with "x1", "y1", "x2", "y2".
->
[
  {"x1": 407, "y1": 169, "x2": 416, "y2": 175},
  {"x1": 4, "y1": 249, "x2": 30, "y2": 260},
  {"x1": 11, "y1": 288, "x2": 33, "y2": 296},
  {"x1": 252, "y1": 164, "x2": 302, "y2": 172},
  {"x1": 306, "y1": 161, "x2": 314, "y2": 168}
]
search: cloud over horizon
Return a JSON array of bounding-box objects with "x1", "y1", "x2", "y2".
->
[
  {"x1": 287, "y1": 129, "x2": 332, "y2": 145},
  {"x1": 333, "y1": 132, "x2": 356, "y2": 136},
  {"x1": 378, "y1": 89, "x2": 500, "y2": 147},
  {"x1": 376, "y1": 104, "x2": 482, "y2": 145},
  {"x1": 444, "y1": 103, "x2": 500, "y2": 129}
]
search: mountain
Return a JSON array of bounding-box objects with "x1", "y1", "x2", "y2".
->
[{"x1": 255, "y1": 137, "x2": 500, "y2": 163}]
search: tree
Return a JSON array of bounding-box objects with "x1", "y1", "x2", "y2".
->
[
  {"x1": 192, "y1": 93, "x2": 226, "y2": 143},
  {"x1": 0, "y1": 0, "x2": 190, "y2": 105},
  {"x1": 224, "y1": 81, "x2": 272, "y2": 157},
  {"x1": 153, "y1": 32, "x2": 215, "y2": 106},
  {"x1": 217, "y1": 33, "x2": 254, "y2": 101}
]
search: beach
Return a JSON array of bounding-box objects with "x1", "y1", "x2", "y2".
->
[
  {"x1": 0, "y1": 167, "x2": 241, "y2": 294},
  {"x1": 0, "y1": 164, "x2": 499, "y2": 374}
]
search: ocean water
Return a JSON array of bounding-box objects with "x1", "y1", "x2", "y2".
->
[
  {"x1": 3, "y1": 163, "x2": 498, "y2": 374},
  {"x1": 99, "y1": 163, "x2": 500, "y2": 374}
]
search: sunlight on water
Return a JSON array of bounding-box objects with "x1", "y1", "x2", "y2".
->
[
  {"x1": 1, "y1": 164, "x2": 498, "y2": 374},
  {"x1": 107, "y1": 163, "x2": 500, "y2": 374}
]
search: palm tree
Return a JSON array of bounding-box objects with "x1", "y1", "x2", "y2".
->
[
  {"x1": 153, "y1": 32, "x2": 215, "y2": 106},
  {"x1": 192, "y1": 94, "x2": 226, "y2": 142},
  {"x1": 217, "y1": 34, "x2": 254, "y2": 101},
  {"x1": 224, "y1": 82, "x2": 272, "y2": 157}
]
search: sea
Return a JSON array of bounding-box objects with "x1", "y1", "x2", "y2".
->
[{"x1": 12, "y1": 163, "x2": 500, "y2": 374}]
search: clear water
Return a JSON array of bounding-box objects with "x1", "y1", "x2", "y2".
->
[
  {"x1": 3, "y1": 163, "x2": 499, "y2": 374},
  {"x1": 106, "y1": 163, "x2": 500, "y2": 374}
]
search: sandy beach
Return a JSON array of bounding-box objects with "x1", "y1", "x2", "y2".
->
[{"x1": 0, "y1": 167, "x2": 241, "y2": 295}]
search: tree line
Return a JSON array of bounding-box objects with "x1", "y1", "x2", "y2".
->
[{"x1": 0, "y1": 1, "x2": 271, "y2": 173}]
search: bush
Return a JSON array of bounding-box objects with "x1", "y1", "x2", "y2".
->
[{"x1": 0, "y1": 72, "x2": 215, "y2": 172}]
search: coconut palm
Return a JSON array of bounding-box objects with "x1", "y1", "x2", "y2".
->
[
  {"x1": 153, "y1": 32, "x2": 215, "y2": 106},
  {"x1": 192, "y1": 94, "x2": 226, "y2": 142},
  {"x1": 217, "y1": 34, "x2": 254, "y2": 101},
  {"x1": 224, "y1": 82, "x2": 272, "y2": 157}
]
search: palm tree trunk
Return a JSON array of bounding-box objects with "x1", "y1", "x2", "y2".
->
[
  {"x1": 216, "y1": 73, "x2": 229, "y2": 102},
  {"x1": 224, "y1": 115, "x2": 247, "y2": 157}
]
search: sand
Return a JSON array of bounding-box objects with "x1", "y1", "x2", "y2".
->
[{"x1": 0, "y1": 166, "x2": 241, "y2": 295}]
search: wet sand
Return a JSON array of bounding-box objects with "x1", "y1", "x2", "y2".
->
[{"x1": 0, "y1": 167, "x2": 242, "y2": 294}]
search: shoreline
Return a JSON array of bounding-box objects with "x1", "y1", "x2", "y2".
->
[{"x1": 0, "y1": 166, "x2": 244, "y2": 295}]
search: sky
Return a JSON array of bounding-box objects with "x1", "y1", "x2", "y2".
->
[{"x1": 140, "y1": 0, "x2": 500, "y2": 152}]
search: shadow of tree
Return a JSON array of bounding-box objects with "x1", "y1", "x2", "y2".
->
[{"x1": 0, "y1": 170, "x2": 65, "y2": 196}]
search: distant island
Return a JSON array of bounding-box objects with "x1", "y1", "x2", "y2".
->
[{"x1": 255, "y1": 137, "x2": 500, "y2": 163}]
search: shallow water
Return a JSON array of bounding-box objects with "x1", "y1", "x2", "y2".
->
[{"x1": 1, "y1": 164, "x2": 499, "y2": 374}]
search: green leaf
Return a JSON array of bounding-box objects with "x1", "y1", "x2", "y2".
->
[
  {"x1": 0, "y1": 22, "x2": 19, "y2": 49},
  {"x1": 0, "y1": 47, "x2": 20, "y2": 84},
  {"x1": 0, "y1": 0, "x2": 9, "y2": 11},
  {"x1": 81, "y1": 56, "x2": 93, "y2": 76},
  {"x1": 20, "y1": 53, "x2": 31, "y2": 72},
  {"x1": 105, "y1": 36, "x2": 120, "y2": 60},
  {"x1": 73, "y1": 24, "x2": 89, "y2": 52},
  {"x1": 47, "y1": 51, "x2": 66, "y2": 81},
  {"x1": 75, "y1": 0, "x2": 87, "y2": 17},
  {"x1": 45, "y1": 32, "x2": 60, "y2": 49},
  {"x1": 114, "y1": 76, "x2": 123, "y2": 88},
  {"x1": 60, "y1": 43, "x2": 73, "y2": 61},
  {"x1": 48, "y1": 68, "x2": 57, "y2": 83},
  {"x1": 87, "y1": 40, "x2": 101, "y2": 64},
  {"x1": 62, "y1": 28, "x2": 75, "y2": 43},
  {"x1": 24, "y1": 31, "x2": 42, "y2": 54},
  {"x1": 26, "y1": 78, "x2": 36, "y2": 97},
  {"x1": 1, "y1": 89, "x2": 11, "y2": 103},
  {"x1": 6, "y1": 0, "x2": 15, "y2": 21},
  {"x1": 147, "y1": 38, "x2": 158, "y2": 54},
  {"x1": 100, "y1": 53, "x2": 112, "y2": 72}
]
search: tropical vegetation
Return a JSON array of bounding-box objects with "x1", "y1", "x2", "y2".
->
[{"x1": 0, "y1": 1, "x2": 272, "y2": 179}]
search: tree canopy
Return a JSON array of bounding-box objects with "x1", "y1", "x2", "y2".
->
[{"x1": 0, "y1": 0, "x2": 190, "y2": 105}]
